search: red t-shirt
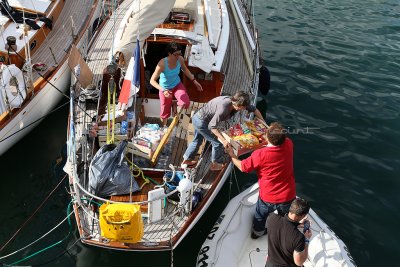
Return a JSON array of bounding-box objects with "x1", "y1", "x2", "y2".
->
[{"x1": 241, "y1": 138, "x2": 296, "y2": 203}]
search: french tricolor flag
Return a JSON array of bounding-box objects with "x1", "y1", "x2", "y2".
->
[{"x1": 118, "y1": 38, "x2": 140, "y2": 107}]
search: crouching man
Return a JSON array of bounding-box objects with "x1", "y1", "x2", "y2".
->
[{"x1": 266, "y1": 198, "x2": 312, "y2": 267}]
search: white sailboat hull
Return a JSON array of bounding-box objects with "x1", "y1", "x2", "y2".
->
[
  {"x1": 0, "y1": 63, "x2": 70, "y2": 155},
  {"x1": 197, "y1": 184, "x2": 357, "y2": 267},
  {"x1": 0, "y1": 0, "x2": 101, "y2": 155}
]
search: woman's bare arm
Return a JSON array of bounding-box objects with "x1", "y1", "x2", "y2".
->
[{"x1": 150, "y1": 59, "x2": 165, "y2": 91}]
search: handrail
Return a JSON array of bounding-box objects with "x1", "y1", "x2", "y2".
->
[
  {"x1": 231, "y1": 0, "x2": 256, "y2": 50},
  {"x1": 72, "y1": 173, "x2": 179, "y2": 205},
  {"x1": 228, "y1": 0, "x2": 254, "y2": 76}
]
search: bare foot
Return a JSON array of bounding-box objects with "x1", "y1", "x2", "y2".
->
[
  {"x1": 172, "y1": 101, "x2": 178, "y2": 117},
  {"x1": 161, "y1": 118, "x2": 168, "y2": 127}
]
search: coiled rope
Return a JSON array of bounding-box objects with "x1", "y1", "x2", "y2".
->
[{"x1": 125, "y1": 155, "x2": 160, "y2": 189}]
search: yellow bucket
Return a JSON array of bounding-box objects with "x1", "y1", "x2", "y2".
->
[{"x1": 99, "y1": 202, "x2": 144, "y2": 243}]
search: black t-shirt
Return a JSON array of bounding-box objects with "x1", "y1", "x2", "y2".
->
[{"x1": 266, "y1": 213, "x2": 305, "y2": 267}]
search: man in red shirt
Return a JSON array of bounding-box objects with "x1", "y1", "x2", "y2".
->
[{"x1": 227, "y1": 122, "x2": 296, "y2": 238}]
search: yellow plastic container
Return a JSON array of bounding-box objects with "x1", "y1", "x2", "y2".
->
[{"x1": 99, "y1": 202, "x2": 144, "y2": 243}]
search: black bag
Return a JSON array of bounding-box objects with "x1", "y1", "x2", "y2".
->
[{"x1": 89, "y1": 141, "x2": 140, "y2": 197}]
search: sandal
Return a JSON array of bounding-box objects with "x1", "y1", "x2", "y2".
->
[
  {"x1": 210, "y1": 162, "x2": 225, "y2": 171},
  {"x1": 181, "y1": 159, "x2": 198, "y2": 168}
]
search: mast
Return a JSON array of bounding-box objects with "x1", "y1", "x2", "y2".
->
[{"x1": 22, "y1": 9, "x2": 33, "y2": 94}]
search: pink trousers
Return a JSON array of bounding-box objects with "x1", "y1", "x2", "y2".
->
[{"x1": 159, "y1": 82, "x2": 190, "y2": 119}]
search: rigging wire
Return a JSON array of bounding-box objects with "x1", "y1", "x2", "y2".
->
[
  {"x1": 169, "y1": 214, "x2": 175, "y2": 267},
  {"x1": 0, "y1": 174, "x2": 68, "y2": 252},
  {"x1": 0, "y1": 78, "x2": 96, "y2": 144},
  {"x1": 32, "y1": 244, "x2": 75, "y2": 267},
  {"x1": 0, "y1": 49, "x2": 99, "y2": 144},
  {"x1": 232, "y1": 165, "x2": 240, "y2": 193},
  {"x1": 0, "y1": 1, "x2": 117, "y2": 143},
  {"x1": 29, "y1": 0, "x2": 49, "y2": 40},
  {"x1": 7, "y1": 45, "x2": 70, "y2": 99},
  {"x1": 2, "y1": 0, "x2": 122, "y2": 110},
  {"x1": 0, "y1": 2, "x2": 17, "y2": 24},
  {"x1": 0, "y1": 202, "x2": 75, "y2": 264},
  {"x1": 228, "y1": 168, "x2": 233, "y2": 200},
  {"x1": 31, "y1": 201, "x2": 109, "y2": 266},
  {"x1": 32, "y1": 237, "x2": 81, "y2": 267},
  {"x1": 110, "y1": 0, "x2": 117, "y2": 60},
  {"x1": 228, "y1": 165, "x2": 241, "y2": 201},
  {"x1": 7, "y1": 26, "x2": 99, "y2": 114}
]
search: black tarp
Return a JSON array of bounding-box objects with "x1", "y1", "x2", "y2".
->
[{"x1": 89, "y1": 141, "x2": 140, "y2": 197}]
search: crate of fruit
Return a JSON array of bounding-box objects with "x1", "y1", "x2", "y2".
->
[{"x1": 221, "y1": 118, "x2": 269, "y2": 156}]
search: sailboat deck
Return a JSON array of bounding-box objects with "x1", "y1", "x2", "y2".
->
[
  {"x1": 86, "y1": 0, "x2": 134, "y2": 85},
  {"x1": 220, "y1": 2, "x2": 256, "y2": 97},
  {"x1": 31, "y1": 0, "x2": 95, "y2": 81},
  {"x1": 142, "y1": 101, "x2": 206, "y2": 169},
  {"x1": 77, "y1": 163, "x2": 218, "y2": 247},
  {"x1": 105, "y1": 167, "x2": 217, "y2": 245},
  {"x1": 71, "y1": 0, "x2": 258, "y2": 251}
]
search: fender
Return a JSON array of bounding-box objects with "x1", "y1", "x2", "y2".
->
[{"x1": 258, "y1": 65, "x2": 270, "y2": 95}]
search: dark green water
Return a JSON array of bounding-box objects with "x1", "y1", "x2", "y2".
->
[{"x1": 1, "y1": 0, "x2": 399, "y2": 266}]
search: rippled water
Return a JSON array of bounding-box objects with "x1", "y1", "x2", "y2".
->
[
  {"x1": 0, "y1": 0, "x2": 399, "y2": 266},
  {"x1": 256, "y1": 0, "x2": 400, "y2": 266}
]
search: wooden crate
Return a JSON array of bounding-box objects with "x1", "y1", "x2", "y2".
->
[
  {"x1": 121, "y1": 115, "x2": 179, "y2": 163},
  {"x1": 220, "y1": 132, "x2": 268, "y2": 156},
  {"x1": 97, "y1": 114, "x2": 127, "y2": 126},
  {"x1": 98, "y1": 134, "x2": 128, "y2": 147},
  {"x1": 220, "y1": 118, "x2": 269, "y2": 156},
  {"x1": 127, "y1": 141, "x2": 153, "y2": 160}
]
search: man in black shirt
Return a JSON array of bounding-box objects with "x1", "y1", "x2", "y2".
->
[{"x1": 266, "y1": 198, "x2": 312, "y2": 267}]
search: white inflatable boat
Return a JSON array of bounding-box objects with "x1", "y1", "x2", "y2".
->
[{"x1": 197, "y1": 183, "x2": 357, "y2": 267}]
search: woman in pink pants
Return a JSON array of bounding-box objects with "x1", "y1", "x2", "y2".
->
[{"x1": 150, "y1": 42, "x2": 203, "y2": 126}]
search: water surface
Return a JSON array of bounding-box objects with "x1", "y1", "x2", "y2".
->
[{"x1": 1, "y1": 0, "x2": 399, "y2": 266}]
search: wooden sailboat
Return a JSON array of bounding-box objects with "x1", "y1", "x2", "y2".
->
[
  {"x1": 0, "y1": 0, "x2": 101, "y2": 155},
  {"x1": 65, "y1": 0, "x2": 262, "y2": 251}
]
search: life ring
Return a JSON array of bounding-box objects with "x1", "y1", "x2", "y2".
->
[{"x1": 0, "y1": 64, "x2": 26, "y2": 109}]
